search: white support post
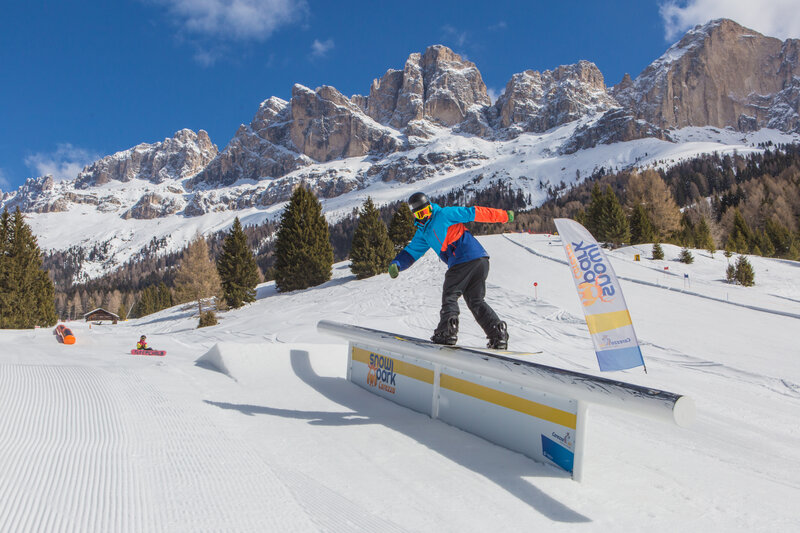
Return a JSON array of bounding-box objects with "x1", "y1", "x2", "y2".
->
[
  {"x1": 572, "y1": 401, "x2": 589, "y2": 482},
  {"x1": 346, "y1": 341, "x2": 353, "y2": 381}
]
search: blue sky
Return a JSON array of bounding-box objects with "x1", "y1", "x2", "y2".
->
[{"x1": 1, "y1": 0, "x2": 798, "y2": 191}]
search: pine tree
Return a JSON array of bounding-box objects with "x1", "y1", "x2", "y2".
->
[
  {"x1": 679, "y1": 248, "x2": 694, "y2": 264},
  {"x1": 217, "y1": 217, "x2": 260, "y2": 308},
  {"x1": 726, "y1": 263, "x2": 736, "y2": 283},
  {"x1": 734, "y1": 255, "x2": 755, "y2": 286},
  {"x1": 350, "y1": 197, "x2": 395, "y2": 279},
  {"x1": 765, "y1": 218, "x2": 792, "y2": 257},
  {"x1": 756, "y1": 230, "x2": 775, "y2": 257},
  {"x1": 0, "y1": 210, "x2": 10, "y2": 327},
  {"x1": 157, "y1": 283, "x2": 173, "y2": 310},
  {"x1": 679, "y1": 212, "x2": 695, "y2": 247},
  {"x1": 652, "y1": 242, "x2": 665, "y2": 260},
  {"x1": 174, "y1": 234, "x2": 223, "y2": 321},
  {"x1": 584, "y1": 183, "x2": 606, "y2": 240},
  {"x1": 694, "y1": 217, "x2": 715, "y2": 254},
  {"x1": 388, "y1": 202, "x2": 416, "y2": 253},
  {"x1": 728, "y1": 208, "x2": 753, "y2": 253},
  {"x1": 274, "y1": 186, "x2": 334, "y2": 292},
  {"x1": 724, "y1": 240, "x2": 735, "y2": 258},
  {"x1": 629, "y1": 204, "x2": 656, "y2": 244},
  {"x1": 601, "y1": 185, "x2": 630, "y2": 247},
  {"x1": 0, "y1": 209, "x2": 57, "y2": 328},
  {"x1": 133, "y1": 286, "x2": 154, "y2": 318}
]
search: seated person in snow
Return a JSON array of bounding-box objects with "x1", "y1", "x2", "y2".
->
[{"x1": 136, "y1": 335, "x2": 155, "y2": 350}]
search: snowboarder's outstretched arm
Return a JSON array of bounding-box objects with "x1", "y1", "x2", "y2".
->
[
  {"x1": 467, "y1": 206, "x2": 513, "y2": 224},
  {"x1": 388, "y1": 230, "x2": 429, "y2": 278}
]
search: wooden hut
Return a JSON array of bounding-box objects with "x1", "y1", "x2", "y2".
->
[{"x1": 84, "y1": 308, "x2": 120, "y2": 324}]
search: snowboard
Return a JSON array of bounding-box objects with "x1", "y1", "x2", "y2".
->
[
  {"x1": 442, "y1": 344, "x2": 543, "y2": 356},
  {"x1": 390, "y1": 333, "x2": 542, "y2": 357},
  {"x1": 131, "y1": 349, "x2": 166, "y2": 357}
]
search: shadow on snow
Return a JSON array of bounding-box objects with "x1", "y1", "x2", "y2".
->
[{"x1": 204, "y1": 348, "x2": 591, "y2": 523}]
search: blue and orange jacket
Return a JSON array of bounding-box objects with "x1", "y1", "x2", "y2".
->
[{"x1": 390, "y1": 203, "x2": 509, "y2": 271}]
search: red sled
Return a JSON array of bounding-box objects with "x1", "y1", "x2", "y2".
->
[{"x1": 131, "y1": 349, "x2": 166, "y2": 357}]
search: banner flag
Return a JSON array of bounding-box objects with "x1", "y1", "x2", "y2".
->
[{"x1": 554, "y1": 218, "x2": 646, "y2": 372}]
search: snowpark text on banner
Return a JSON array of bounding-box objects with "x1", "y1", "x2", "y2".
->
[{"x1": 554, "y1": 218, "x2": 646, "y2": 372}]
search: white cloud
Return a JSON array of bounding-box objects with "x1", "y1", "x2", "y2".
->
[
  {"x1": 152, "y1": 0, "x2": 307, "y2": 41},
  {"x1": 193, "y1": 47, "x2": 223, "y2": 67},
  {"x1": 310, "y1": 38, "x2": 334, "y2": 59},
  {"x1": 660, "y1": 0, "x2": 800, "y2": 41},
  {"x1": 442, "y1": 25, "x2": 469, "y2": 48},
  {"x1": 24, "y1": 144, "x2": 100, "y2": 182},
  {"x1": 486, "y1": 87, "x2": 501, "y2": 104}
]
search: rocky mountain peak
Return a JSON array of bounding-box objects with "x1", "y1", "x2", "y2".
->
[
  {"x1": 75, "y1": 128, "x2": 218, "y2": 188},
  {"x1": 362, "y1": 45, "x2": 490, "y2": 130},
  {"x1": 288, "y1": 83, "x2": 403, "y2": 162},
  {"x1": 612, "y1": 18, "x2": 800, "y2": 132},
  {"x1": 494, "y1": 60, "x2": 619, "y2": 134}
]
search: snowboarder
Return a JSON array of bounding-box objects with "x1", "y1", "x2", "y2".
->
[
  {"x1": 136, "y1": 335, "x2": 155, "y2": 351},
  {"x1": 388, "y1": 192, "x2": 513, "y2": 349}
]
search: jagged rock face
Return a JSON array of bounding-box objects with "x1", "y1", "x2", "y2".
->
[
  {"x1": 613, "y1": 19, "x2": 800, "y2": 132},
  {"x1": 561, "y1": 108, "x2": 667, "y2": 154},
  {"x1": 421, "y1": 46, "x2": 491, "y2": 126},
  {"x1": 494, "y1": 60, "x2": 619, "y2": 133},
  {"x1": 366, "y1": 149, "x2": 489, "y2": 184},
  {"x1": 2, "y1": 176, "x2": 57, "y2": 212},
  {"x1": 188, "y1": 97, "x2": 312, "y2": 189},
  {"x1": 767, "y1": 70, "x2": 800, "y2": 132},
  {"x1": 76, "y1": 129, "x2": 218, "y2": 188},
  {"x1": 122, "y1": 193, "x2": 182, "y2": 220},
  {"x1": 364, "y1": 45, "x2": 491, "y2": 129},
  {"x1": 289, "y1": 84, "x2": 403, "y2": 162}
]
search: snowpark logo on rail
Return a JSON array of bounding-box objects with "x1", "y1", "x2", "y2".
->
[
  {"x1": 565, "y1": 240, "x2": 616, "y2": 307},
  {"x1": 367, "y1": 353, "x2": 397, "y2": 394}
]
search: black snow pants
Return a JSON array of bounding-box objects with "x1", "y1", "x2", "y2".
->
[{"x1": 436, "y1": 257, "x2": 501, "y2": 336}]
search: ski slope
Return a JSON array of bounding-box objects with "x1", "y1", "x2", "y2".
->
[{"x1": 1, "y1": 233, "x2": 799, "y2": 531}]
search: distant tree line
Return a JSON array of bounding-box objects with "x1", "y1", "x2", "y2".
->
[{"x1": 510, "y1": 144, "x2": 800, "y2": 262}]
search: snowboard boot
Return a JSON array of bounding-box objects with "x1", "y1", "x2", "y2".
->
[
  {"x1": 431, "y1": 316, "x2": 459, "y2": 346},
  {"x1": 486, "y1": 321, "x2": 508, "y2": 350}
]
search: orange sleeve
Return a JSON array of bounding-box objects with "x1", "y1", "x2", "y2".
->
[{"x1": 473, "y1": 206, "x2": 509, "y2": 223}]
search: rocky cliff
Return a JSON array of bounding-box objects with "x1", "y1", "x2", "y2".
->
[
  {"x1": 76, "y1": 129, "x2": 217, "y2": 188},
  {"x1": 613, "y1": 19, "x2": 800, "y2": 132},
  {"x1": 493, "y1": 60, "x2": 619, "y2": 134}
]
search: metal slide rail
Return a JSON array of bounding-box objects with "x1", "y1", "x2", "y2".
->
[{"x1": 317, "y1": 320, "x2": 694, "y2": 480}]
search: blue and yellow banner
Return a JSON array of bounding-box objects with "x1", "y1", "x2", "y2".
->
[{"x1": 554, "y1": 218, "x2": 646, "y2": 372}]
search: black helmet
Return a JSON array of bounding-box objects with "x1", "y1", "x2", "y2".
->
[
  {"x1": 140, "y1": 335, "x2": 146, "y2": 340},
  {"x1": 408, "y1": 192, "x2": 430, "y2": 212}
]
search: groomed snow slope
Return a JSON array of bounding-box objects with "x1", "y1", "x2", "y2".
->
[{"x1": 1, "y1": 233, "x2": 799, "y2": 531}]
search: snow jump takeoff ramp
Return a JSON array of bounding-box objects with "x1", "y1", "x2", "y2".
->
[{"x1": 317, "y1": 320, "x2": 694, "y2": 482}]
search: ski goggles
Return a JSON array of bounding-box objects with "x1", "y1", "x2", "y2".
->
[{"x1": 413, "y1": 205, "x2": 432, "y2": 220}]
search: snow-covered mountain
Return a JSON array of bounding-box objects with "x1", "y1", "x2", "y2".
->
[{"x1": 3, "y1": 19, "x2": 800, "y2": 280}]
